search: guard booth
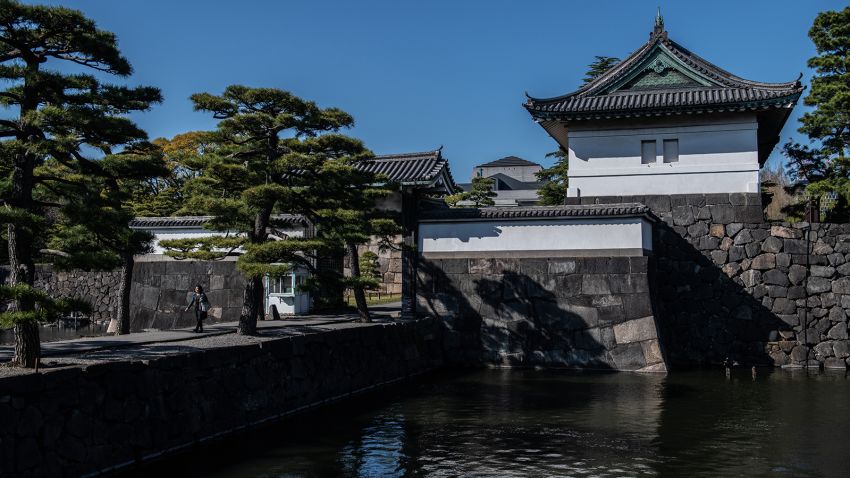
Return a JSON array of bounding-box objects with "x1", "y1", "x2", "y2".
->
[{"x1": 265, "y1": 267, "x2": 311, "y2": 317}]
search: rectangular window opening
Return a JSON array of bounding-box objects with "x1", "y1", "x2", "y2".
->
[
  {"x1": 641, "y1": 140, "x2": 656, "y2": 165},
  {"x1": 663, "y1": 139, "x2": 679, "y2": 163}
]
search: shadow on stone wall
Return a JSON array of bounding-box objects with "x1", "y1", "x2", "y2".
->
[
  {"x1": 654, "y1": 223, "x2": 800, "y2": 367},
  {"x1": 417, "y1": 257, "x2": 665, "y2": 371}
]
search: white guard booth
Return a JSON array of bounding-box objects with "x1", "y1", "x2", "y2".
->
[{"x1": 265, "y1": 267, "x2": 311, "y2": 316}]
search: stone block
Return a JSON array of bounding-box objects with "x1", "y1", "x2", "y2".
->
[
  {"x1": 787, "y1": 286, "x2": 806, "y2": 300},
  {"x1": 698, "y1": 236, "x2": 721, "y2": 250},
  {"x1": 750, "y1": 253, "x2": 775, "y2": 270},
  {"x1": 745, "y1": 241, "x2": 762, "y2": 258},
  {"x1": 610, "y1": 342, "x2": 647, "y2": 370},
  {"x1": 788, "y1": 265, "x2": 807, "y2": 285},
  {"x1": 548, "y1": 260, "x2": 577, "y2": 275},
  {"x1": 761, "y1": 236, "x2": 783, "y2": 253},
  {"x1": 784, "y1": 239, "x2": 808, "y2": 255},
  {"x1": 824, "y1": 357, "x2": 847, "y2": 369},
  {"x1": 806, "y1": 277, "x2": 841, "y2": 294},
  {"x1": 687, "y1": 221, "x2": 709, "y2": 237},
  {"x1": 790, "y1": 345, "x2": 809, "y2": 362},
  {"x1": 581, "y1": 275, "x2": 610, "y2": 295},
  {"x1": 734, "y1": 229, "x2": 754, "y2": 245},
  {"x1": 622, "y1": 294, "x2": 653, "y2": 319},
  {"x1": 710, "y1": 224, "x2": 726, "y2": 238},
  {"x1": 772, "y1": 297, "x2": 797, "y2": 315},
  {"x1": 763, "y1": 269, "x2": 789, "y2": 286},
  {"x1": 766, "y1": 286, "x2": 788, "y2": 298},
  {"x1": 829, "y1": 306, "x2": 846, "y2": 323},
  {"x1": 834, "y1": 340, "x2": 850, "y2": 359},
  {"x1": 726, "y1": 223, "x2": 744, "y2": 237},
  {"x1": 828, "y1": 252, "x2": 846, "y2": 266},
  {"x1": 469, "y1": 259, "x2": 495, "y2": 274},
  {"x1": 641, "y1": 339, "x2": 664, "y2": 364},
  {"x1": 740, "y1": 270, "x2": 761, "y2": 288},
  {"x1": 629, "y1": 257, "x2": 648, "y2": 273},
  {"x1": 720, "y1": 237, "x2": 734, "y2": 251},
  {"x1": 613, "y1": 316, "x2": 658, "y2": 344},
  {"x1": 771, "y1": 225, "x2": 802, "y2": 239},
  {"x1": 519, "y1": 259, "x2": 548, "y2": 275},
  {"x1": 813, "y1": 241, "x2": 834, "y2": 255},
  {"x1": 828, "y1": 323, "x2": 848, "y2": 340},
  {"x1": 814, "y1": 341, "x2": 835, "y2": 358},
  {"x1": 722, "y1": 263, "x2": 741, "y2": 277},
  {"x1": 811, "y1": 265, "x2": 836, "y2": 278},
  {"x1": 672, "y1": 206, "x2": 695, "y2": 226},
  {"x1": 836, "y1": 235, "x2": 850, "y2": 253},
  {"x1": 728, "y1": 246, "x2": 746, "y2": 262},
  {"x1": 833, "y1": 277, "x2": 850, "y2": 294},
  {"x1": 776, "y1": 253, "x2": 791, "y2": 268}
]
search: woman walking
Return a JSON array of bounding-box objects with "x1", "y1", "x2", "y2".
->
[{"x1": 185, "y1": 285, "x2": 210, "y2": 333}]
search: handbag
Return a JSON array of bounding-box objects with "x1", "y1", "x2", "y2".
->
[{"x1": 199, "y1": 294, "x2": 210, "y2": 312}]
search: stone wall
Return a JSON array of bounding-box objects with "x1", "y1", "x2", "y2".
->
[
  {"x1": 345, "y1": 239, "x2": 403, "y2": 296},
  {"x1": 0, "y1": 319, "x2": 442, "y2": 477},
  {"x1": 654, "y1": 220, "x2": 850, "y2": 369},
  {"x1": 0, "y1": 265, "x2": 121, "y2": 325},
  {"x1": 130, "y1": 259, "x2": 246, "y2": 331},
  {"x1": 1, "y1": 260, "x2": 246, "y2": 332},
  {"x1": 416, "y1": 256, "x2": 666, "y2": 372},
  {"x1": 569, "y1": 193, "x2": 763, "y2": 225}
]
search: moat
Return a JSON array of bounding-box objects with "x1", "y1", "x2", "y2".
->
[{"x1": 126, "y1": 368, "x2": 850, "y2": 477}]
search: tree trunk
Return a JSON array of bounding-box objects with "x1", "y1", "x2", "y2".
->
[
  {"x1": 347, "y1": 241, "x2": 370, "y2": 323},
  {"x1": 238, "y1": 275, "x2": 262, "y2": 335},
  {"x1": 116, "y1": 252, "x2": 134, "y2": 335},
  {"x1": 13, "y1": 321, "x2": 40, "y2": 368}
]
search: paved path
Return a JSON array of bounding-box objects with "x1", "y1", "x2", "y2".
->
[{"x1": 0, "y1": 302, "x2": 401, "y2": 362}]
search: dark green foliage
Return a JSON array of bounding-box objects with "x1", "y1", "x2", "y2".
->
[
  {"x1": 446, "y1": 176, "x2": 496, "y2": 207},
  {"x1": 161, "y1": 86, "x2": 398, "y2": 329},
  {"x1": 536, "y1": 148, "x2": 569, "y2": 205},
  {"x1": 358, "y1": 251, "x2": 381, "y2": 290},
  {"x1": 0, "y1": 0, "x2": 162, "y2": 365},
  {"x1": 583, "y1": 56, "x2": 620, "y2": 85},
  {"x1": 783, "y1": 6, "x2": 850, "y2": 221},
  {"x1": 0, "y1": 284, "x2": 90, "y2": 328}
]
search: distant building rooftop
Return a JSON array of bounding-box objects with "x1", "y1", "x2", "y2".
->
[
  {"x1": 359, "y1": 147, "x2": 459, "y2": 194},
  {"x1": 475, "y1": 156, "x2": 541, "y2": 168}
]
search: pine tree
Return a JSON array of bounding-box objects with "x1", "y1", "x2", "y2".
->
[
  {"x1": 0, "y1": 1, "x2": 162, "y2": 366},
  {"x1": 783, "y1": 6, "x2": 850, "y2": 221},
  {"x1": 446, "y1": 176, "x2": 496, "y2": 207},
  {"x1": 583, "y1": 56, "x2": 620, "y2": 86},
  {"x1": 160, "y1": 86, "x2": 376, "y2": 333},
  {"x1": 536, "y1": 148, "x2": 569, "y2": 205}
]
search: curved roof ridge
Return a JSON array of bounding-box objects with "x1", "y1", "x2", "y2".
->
[
  {"x1": 526, "y1": 29, "x2": 801, "y2": 107},
  {"x1": 373, "y1": 148, "x2": 442, "y2": 160}
]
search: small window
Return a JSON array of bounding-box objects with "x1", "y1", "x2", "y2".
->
[
  {"x1": 641, "y1": 140, "x2": 656, "y2": 165},
  {"x1": 663, "y1": 139, "x2": 679, "y2": 163}
]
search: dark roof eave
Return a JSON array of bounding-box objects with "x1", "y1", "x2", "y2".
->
[{"x1": 419, "y1": 204, "x2": 659, "y2": 223}]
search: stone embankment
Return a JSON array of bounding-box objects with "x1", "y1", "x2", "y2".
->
[
  {"x1": 417, "y1": 256, "x2": 666, "y2": 372},
  {"x1": 655, "y1": 218, "x2": 850, "y2": 369},
  {"x1": 0, "y1": 318, "x2": 442, "y2": 478}
]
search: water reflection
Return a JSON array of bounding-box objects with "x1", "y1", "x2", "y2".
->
[{"x1": 126, "y1": 368, "x2": 850, "y2": 478}]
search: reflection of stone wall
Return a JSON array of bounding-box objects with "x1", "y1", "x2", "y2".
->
[
  {"x1": 130, "y1": 259, "x2": 245, "y2": 331},
  {"x1": 0, "y1": 319, "x2": 442, "y2": 477},
  {"x1": 417, "y1": 256, "x2": 666, "y2": 372}
]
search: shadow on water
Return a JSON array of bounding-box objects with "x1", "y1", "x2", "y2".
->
[{"x1": 119, "y1": 368, "x2": 850, "y2": 478}]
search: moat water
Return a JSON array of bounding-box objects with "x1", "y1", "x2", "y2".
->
[{"x1": 128, "y1": 368, "x2": 850, "y2": 477}]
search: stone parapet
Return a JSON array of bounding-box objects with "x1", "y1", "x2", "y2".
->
[{"x1": 0, "y1": 319, "x2": 442, "y2": 477}]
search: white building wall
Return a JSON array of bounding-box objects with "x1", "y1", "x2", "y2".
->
[
  {"x1": 566, "y1": 115, "x2": 760, "y2": 197},
  {"x1": 140, "y1": 226, "x2": 305, "y2": 255},
  {"x1": 419, "y1": 217, "x2": 652, "y2": 256}
]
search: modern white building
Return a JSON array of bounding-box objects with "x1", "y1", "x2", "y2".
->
[
  {"x1": 525, "y1": 14, "x2": 803, "y2": 200},
  {"x1": 461, "y1": 156, "x2": 545, "y2": 207}
]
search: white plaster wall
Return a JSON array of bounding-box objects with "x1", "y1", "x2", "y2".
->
[
  {"x1": 567, "y1": 115, "x2": 760, "y2": 196},
  {"x1": 419, "y1": 217, "x2": 652, "y2": 254},
  {"x1": 140, "y1": 226, "x2": 305, "y2": 254}
]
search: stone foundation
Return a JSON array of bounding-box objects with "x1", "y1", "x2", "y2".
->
[
  {"x1": 654, "y1": 220, "x2": 850, "y2": 369},
  {"x1": 416, "y1": 256, "x2": 666, "y2": 372},
  {"x1": 569, "y1": 193, "x2": 763, "y2": 225}
]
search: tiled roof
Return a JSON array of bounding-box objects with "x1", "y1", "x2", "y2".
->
[
  {"x1": 475, "y1": 156, "x2": 541, "y2": 168},
  {"x1": 359, "y1": 148, "x2": 460, "y2": 193},
  {"x1": 525, "y1": 27, "x2": 803, "y2": 120},
  {"x1": 130, "y1": 214, "x2": 307, "y2": 228},
  {"x1": 419, "y1": 203, "x2": 656, "y2": 221}
]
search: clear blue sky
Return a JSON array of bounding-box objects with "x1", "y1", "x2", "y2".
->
[{"x1": 35, "y1": 0, "x2": 847, "y2": 180}]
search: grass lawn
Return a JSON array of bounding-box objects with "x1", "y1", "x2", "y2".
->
[{"x1": 345, "y1": 293, "x2": 401, "y2": 307}]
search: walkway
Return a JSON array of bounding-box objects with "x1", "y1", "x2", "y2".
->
[{"x1": 0, "y1": 303, "x2": 401, "y2": 362}]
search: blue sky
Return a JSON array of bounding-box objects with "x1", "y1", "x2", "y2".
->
[{"x1": 36, "y1": 0, "x2": 847, "y2": 180}]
